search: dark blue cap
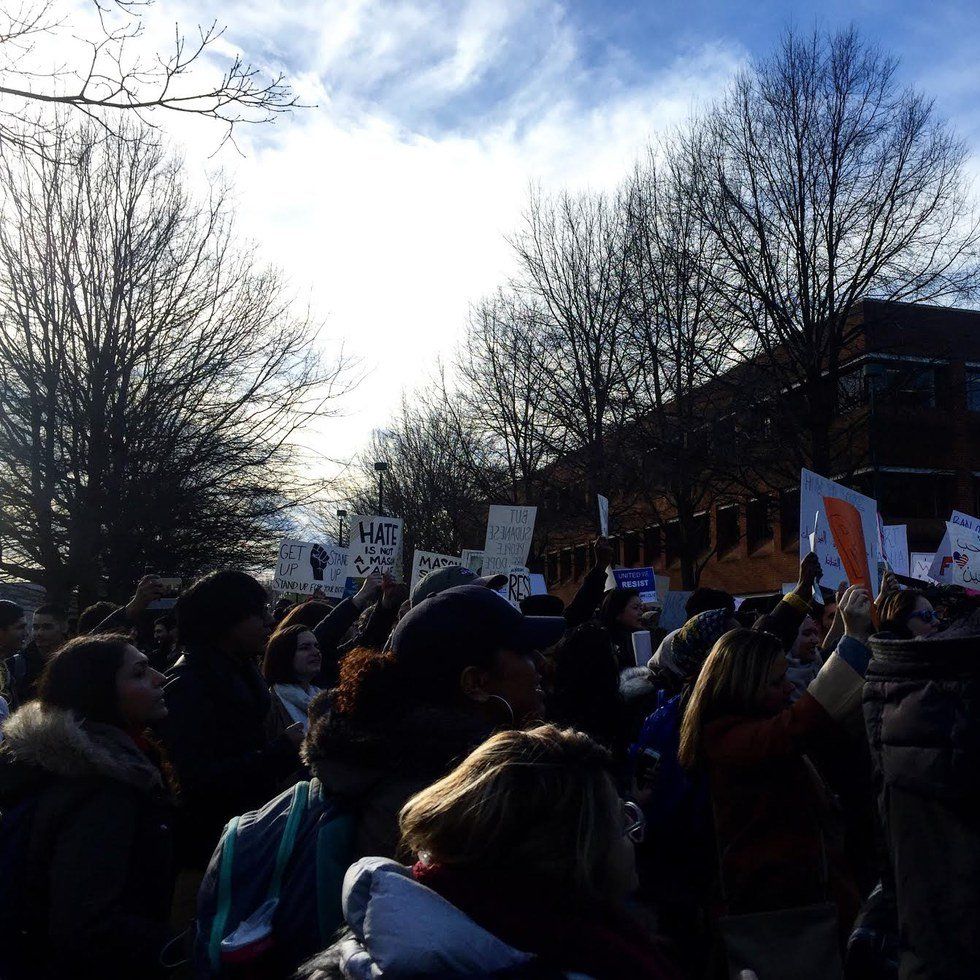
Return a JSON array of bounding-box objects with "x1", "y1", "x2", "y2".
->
[{"x1": 392, "y1": 584, "x2": 567, "y2": 670}]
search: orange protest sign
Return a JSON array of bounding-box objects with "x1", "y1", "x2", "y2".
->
[{"x1": 822, "y1": 496, "x2": 871, "y2": 590}]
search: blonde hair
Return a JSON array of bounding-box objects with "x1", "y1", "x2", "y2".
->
[
  {"x1": 678, "y1": 628, "x2": 783, "y2": 768},
  {"x1": 399, "y1": 725, "x2": 621, "y2": 901}
]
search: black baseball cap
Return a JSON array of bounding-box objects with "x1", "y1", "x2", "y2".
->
[
  {"x1": 392, "y1": 585, "x2": 567, "y2": 673},
  {"x1": 410, "y1": 565, "x2": 508, "y2": 607}
]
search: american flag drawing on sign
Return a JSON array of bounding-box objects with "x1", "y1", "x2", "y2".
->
[{"x1": 954, "y1": 551, "x2": 969, "y2": 569}]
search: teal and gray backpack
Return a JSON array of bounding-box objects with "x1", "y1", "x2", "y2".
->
[{"x1": 194, "y1": 778, "x2": 356, "y2": 977}]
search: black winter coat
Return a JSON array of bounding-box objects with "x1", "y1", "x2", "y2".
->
[
  {"x1": 155, "y1": 646, "x2": 299, "y2": 868},
  {"x1": 864, "y1": 631, "x2": 980, "y2": 980},
  {"x1": 0, "y1": 703, "x2": 175, "y2": 979}
]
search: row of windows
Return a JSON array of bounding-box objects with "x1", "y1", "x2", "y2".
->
[{"x1": 546, "y1": 474, "x2": 966, "y2": 580}]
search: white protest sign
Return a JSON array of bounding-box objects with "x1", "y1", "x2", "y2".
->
[
  {"x1": 529, "y1": 573, "x2": 548, "y2": 596},
  {"x1": 881, "y1": 526, "x2": 910, "y2": 577},
  {"x1": 929, "y1": 522, "x2": 980, "y2": 588},
  {"x1": 349, "y1": 516, "x2": 404, "y2": 580},
  {"x1": 273, "y1": 539, "x2": 349, "y2": 598},
  {"x1": 461, "y1": 549, "x2": 485, "y2": 574},
  {"x1": 506, "y1": 566, "x2": 532, "y2": 608},
  {"x1": 483, "y1": 505, "x2": 537, "y2": 576},
  {"x1": 410, "y1": 551, "x2": 461, "y2": 593},
  {"x1": 950, "y1": 510, "x2": 980, "y2": 535},
  {"x1": 597, "y1": 495, "x2": 610, "y2": 537},
  {"x1": 799, "y1": 469, "x2": 880, "y2": 595},
  {"x1": 659, "y1": 590, "x2": 694, "y2": 631},
  {"x1": 910, "y1": 552, "x2": 935, "y2": 583}
]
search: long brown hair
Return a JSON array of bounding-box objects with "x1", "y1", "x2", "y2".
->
[
  {"x1": 399, "y1": 724, "x2": 622, "y2": 902},
  {"x1": 678, "y1": 628, "x2": 783, "y2": 768},
  {"x1": 878, "y1": 589, "x2": 926, "y2": 637}
]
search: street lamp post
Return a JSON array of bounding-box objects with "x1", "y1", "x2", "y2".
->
[
  {"x1": 337, "y1": 509, "x2": 347, "y2": 548},
  {"x1": 374, "y1": 461, "x2": 389, "y2": 515}
]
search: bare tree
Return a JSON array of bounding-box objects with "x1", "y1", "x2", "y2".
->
[
  {"x1": 511, "y1": 188, "x2": 639, "y2": 526},
  {"x1": 0, "y1": 1, "x2": 297, "y2": 155},
  {"x1": 622, "y1": 143, "x2": 740, "y2": 586},
  {"x1": 0, "y1": 122, "x2": 352, "y2": 604},
  {"x1": 686, "y1": 27, "x2": 980, "y2": 481}
]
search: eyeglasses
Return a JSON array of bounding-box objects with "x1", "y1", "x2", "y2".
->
[
  {"x1": 622, "y1": 800, "x2": 646, "y2": 844},
  {"x1": 908, "y1": 610, "x2": 938, "y2": 624}
]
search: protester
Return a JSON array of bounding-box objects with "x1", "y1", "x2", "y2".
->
[
  {"x1": 785, "y1": 615, "x2": 824, "y2": 701},
  {"x1": 547, "y1": 622, "x2": 628, "y2": 760},
  {"x1": 877, "y1": 588, "x2": 941, "y2": 638},
  {"x1": 302, "y1": 584, "x2": 564, "y2": 860},
  {"x1": 647, "y1": 608, "x2": 738, "y2": 699},
  {"x1": 0, "y1": 600, "x2": 27, "y2": 708},
  {"x1": 304, "y1": 725, "x2": 680, "y2": 980},
  {"x1": 262, "y1": 624, "x2": 323, "y2": 734},
  {"x1": 151, "y1": 612, "x2": 179, "y2": 671},
  {"x1": 564, "y1": 536, "x2": 617, "y2": 628},
  {"x1": 76, "y1": 600, "x2": 119, "y2": 635},
  {"x1": 13, "y1": 604, "x2": 69, "y2": 703},
  {"x1": 864, "y1": 616, "x2": 980, "y2": 979},
  {"x1": 155, "y1": 570, "x2": 301, "y2": 870},
  {"x1": 600, "y1": 587, "x2": 645, "y2": 670},
  {"x1": 0, "y1": 634, "x2": 175, "y2": 979},
  {"x1": 678, "y1": 585, "x2": 874, "y2": 955}
]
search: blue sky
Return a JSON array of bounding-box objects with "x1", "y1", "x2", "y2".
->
[{"x1": 44, "y1": 1, "x2": 980, "y2": 475}]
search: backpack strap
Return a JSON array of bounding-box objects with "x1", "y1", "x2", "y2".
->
[
  {"x1": 267, "y1": 781, "x2": 309, "y2": 902},
  {"x1": 208, "y1": 816, "x2": 241, "y2": 972}
]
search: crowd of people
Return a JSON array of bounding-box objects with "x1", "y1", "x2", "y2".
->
[{"x1": 0, "y1": 538, "x2": 976, "y2": 979}]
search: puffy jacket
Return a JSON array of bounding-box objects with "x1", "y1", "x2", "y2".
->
[
  {"x1": 0, "y1": 703, "x2": 175, "y2": 979},
  {"x1": 303, "y1": 858, "x2": 552, "y2": 979},
  {"x1": 863, "y1": 632, "x2": 980, "y2": 980}
]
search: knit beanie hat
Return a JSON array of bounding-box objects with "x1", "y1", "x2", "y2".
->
[{"x1": 661, "y1": 608, "x2": 732, "y2": 679}]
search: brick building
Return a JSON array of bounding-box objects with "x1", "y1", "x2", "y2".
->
[{"x1": 545, "y1": 299, "x2": 980, "y2": 599}]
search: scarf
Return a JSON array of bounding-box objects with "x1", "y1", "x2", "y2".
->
[
  {"x1": 412, "y1": 861, "x2": 680, "y2": 980},
  {"x1": 273, "y1": 683, "x2": 321, "y2": 730}
]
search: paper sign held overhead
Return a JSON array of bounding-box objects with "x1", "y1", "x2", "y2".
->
[
  {"x1": 910, "y1": 552, "x2": 935, "y2": 583},
  {"x1": 460, "y1": 549, "x2": 484, "y2": 574},
  {"x1": 348, "y1": 516, "x2": 404, "y2": 581},
  {"x1": 273, "y1": 539, "x2": 349, "y2": 598},
  {"x1": 506, "y1": 566, "x2": 532, "y2": 608},
  {"x1": 597, "y1": 495, "x2": 610, "y2": 537},
  {"x1": 799, "y1": 469, "x2": 880, "y2": 595},
  {"x1": 823, "y1": 496, "x2": 872, "y2": 591},
  {"x1": 611, "y1": 567, "x2": 659, "y2": 605},
  {"x1": 410, "y1": 551, "x2": 461, "y2": 593},
  {"x1": 930, "y1": 522, "x2": 980, "y2": 588},
  {"x1": 659, "y1": 591, "x2": 694, "y2": 632},
  {"x1": 881, "y1": 526, "x2": 910, "y2": 578},
  {"x1": 483, "y1": 505, "x2": 537, "y2": 576}
]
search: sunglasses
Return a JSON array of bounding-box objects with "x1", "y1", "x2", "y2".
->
[
  {"x1": 908, "y1": 610, "x2": 938, "y2": 624},
  {"x1": 623, "y1": 800, "x2": 646, "y2": 844}
]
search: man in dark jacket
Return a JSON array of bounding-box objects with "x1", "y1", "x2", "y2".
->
[
  {"x1": 155, "y1": 570, "x2": 301, "y2": 869},
  {"x1": 864, "y1": 623, "x2": 980, "y2": 980}
]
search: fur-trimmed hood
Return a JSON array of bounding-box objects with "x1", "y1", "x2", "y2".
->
[{"x1": 1, "y1": 702, "x2": 163, "y2": 795}]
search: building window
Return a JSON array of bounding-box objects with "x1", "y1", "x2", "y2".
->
[
  {"x1": 643, "y1": 525, "x2": 662, "y2": 566},
  {"x1": 716, "y1": 504, "x2": 740, "y2": 556},
  {"x1": 572, "y1": 544, "x2": 587, "y2": 578},
  {"x1": 546, "y1": 552, "x2": 558, "y2": 583},
  {"x1": 837, "y1": 370, "x2": 865, "y2": 412},
  {"x1": 877, "y1": 473, "x2": 953, "y2": 521},
  {"x1": 559, "y1": 549, "x2": 571, "y2": 581},
  {"x1": 868, "y1": 364, "x2": 936, "y2": 410},
  {"x1": 967, "y1": 370, "x2": 980, "y2": 412},
  {"x1": 665, "y1": 520, "x2": 682, "y2": 566},
  {"x1": 747, "y1": 496, "x2": 773, "y2": 552},
  {"x1": 692, "y1": 512, "x2": 710, "y2": 557},
  {"x1": 780, "y1": 488, "x2": 800, "y2": 548},
  {"x1": 623, "y1": 532, "x2": 639, "y2": 566}
]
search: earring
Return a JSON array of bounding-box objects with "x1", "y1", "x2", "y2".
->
[{"x1": 486, "y1": 694, "x2": 515, "y2": 726}]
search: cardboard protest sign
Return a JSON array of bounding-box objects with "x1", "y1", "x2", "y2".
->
[
  {"x1": 461, "y1": 549, "x2": 484, "y2": 574},
  {"x1": 348, "y1": 516, "x2": 403, "y2": 580},
  {"x1": 800, "y1": 469, "x2": 880, "y2": 595},
  {"x1": 483, "y1": 505, "x2": 537, "y2": 576},
  {"x1": 506, "y1": 566, "x2": 532, "y2": 608},
  {"x1": 597, "y1": 495, "x2": 610, "y2": 537},
  {"x1": 910, "y1": 552, "x2": 935, "y2": 583},
  {"x1": 612, "y1": 567, "x2": 658, "y2": 604},
  {"x1": 659, "y1": 590, "x2": 693, "y2": 631},
  {"x1": 410, "y1": 551, "x2": 461, "y2": 593},
  {"x1": 274, "y1": 539, "x2": 349, "y2": 598},
  {"x1": 929, "y1": 522, "x2": 980, "y2": 588},
  {"x1": 881, "y1": 525, "x2": 910, "y2": 577}
]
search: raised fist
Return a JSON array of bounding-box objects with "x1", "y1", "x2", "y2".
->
[{"x1": 310, "y1": 544, "x2": 329, "y2": 581}]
